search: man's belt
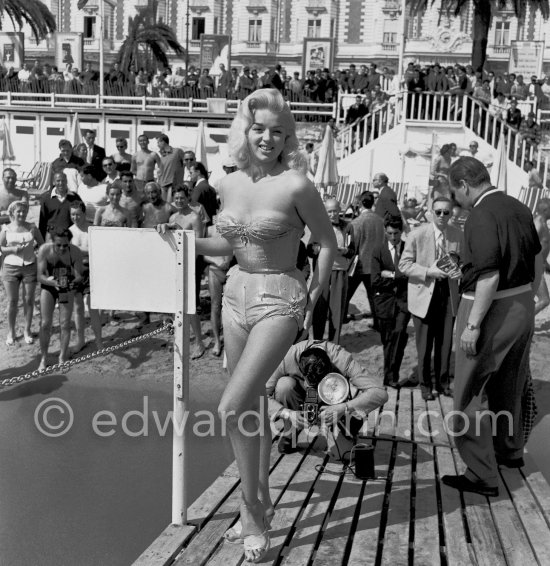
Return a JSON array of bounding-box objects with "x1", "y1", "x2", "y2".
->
[{"x1": 462, "y1": 283, "x2": 532, "y2": 301}]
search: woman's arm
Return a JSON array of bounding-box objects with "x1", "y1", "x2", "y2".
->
[
  {"x1": 93, "y1": 207, "x2": 103, "y2": 226},
  {"x1": 31, "y1": 223, "x2": 45, "y2": 247},
  {"x1": 195, "y1": 235, "x2": 233, "y2": 256}
]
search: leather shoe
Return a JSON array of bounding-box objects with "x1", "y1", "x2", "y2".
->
[
  {"x1": 496, "y1": 456, "x2": 524, "y2": 468},
  {"x1": 386, "y1": 381, "x2": 400, "y2": 389},
  {"x1": 399, "y1": 378, "x2": 419, "y2": 388},
  {"x1": 436, "y1": 387, "x2": 452, "y2": 397},
  {"x1": 441, "y1": 474, "x2": 498, "y2": 497},
  {"x1": 278, "y1": 436, "x2": 298, "y2": 455},
  {"x1": 422, "y1": 390, "x2": 435, "y2": 401}
]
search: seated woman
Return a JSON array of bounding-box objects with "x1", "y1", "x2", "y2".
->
[
  {"x1": 0, "y1": 200, "x2": 44, "y2": 345},
  {"x1": 192, "y1": 89, "x2": 336, "y2": 562},
  {"x1": 37, "y1": 228, "x2": 83, "y2": 370}
]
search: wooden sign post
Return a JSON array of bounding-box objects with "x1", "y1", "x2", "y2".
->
[{"x1": 88, "y1": 227, "x2": 195, "y2": 525}]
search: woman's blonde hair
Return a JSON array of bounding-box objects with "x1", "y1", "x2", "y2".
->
[
  {"x1": 8, "y1": 200, "x2": 28, "y2": 218},
  {"x1": 227, "y1": 88, "x2": 307, "y2": 179}
]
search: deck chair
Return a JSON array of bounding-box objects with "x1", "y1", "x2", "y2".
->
[
  {"x1": 16, "y1": 161, "x2": 43, "y2": 189},
  {"x1": 22, "y1": 162, "x2": 52, "y2": 200}
]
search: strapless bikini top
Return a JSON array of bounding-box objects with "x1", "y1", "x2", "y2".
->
[{"x1": 216, "y1": 212, "x2": 303, "y2": 273}]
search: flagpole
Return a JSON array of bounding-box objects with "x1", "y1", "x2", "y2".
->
[
  {"x1": 397, "y1": 0, "x2": 407, "y2": 85},
  {"x1": 99, "y1": 0, "x2": 104, "y2": 98}
]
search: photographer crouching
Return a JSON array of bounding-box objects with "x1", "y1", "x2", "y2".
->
[{"x1": 267, "y1": 340, "x2": 388, "y2": 459}]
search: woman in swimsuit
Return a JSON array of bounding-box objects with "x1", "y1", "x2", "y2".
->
[{"x1": 195, "y1": 89, "x2": 336, "y2": 562}]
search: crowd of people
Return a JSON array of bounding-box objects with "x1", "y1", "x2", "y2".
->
[
  {"x1": 5, "y1": 58, "x2": 550, "y2": 113},
  {"x1": 1, "y1": 87, "x2": 546, "y2": 560}
]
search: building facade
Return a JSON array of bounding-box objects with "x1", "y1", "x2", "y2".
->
[{"x1": 19, "y1": 0, "x2": 550, "y2": 75}]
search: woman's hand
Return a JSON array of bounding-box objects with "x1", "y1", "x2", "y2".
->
[
  {"x1": 303, "y1": 299, "x2": 314, "y2": 334},
  {"x1": 156, "y1": 223, "x2": 171, "y2": 234}
]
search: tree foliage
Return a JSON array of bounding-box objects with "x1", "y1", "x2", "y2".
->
[
  {"x1": 116, "y1": 0, "x2": 184, "y2": 74},
  {"x1": 0, "y1": 0, "x2": 56, "y2": 42}
]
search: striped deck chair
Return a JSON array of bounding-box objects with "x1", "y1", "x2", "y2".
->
[
  {"x1": 335, "y1": 183, "x2": 355, "y2": 205},
  {"x1": 393, "y1": 182, "x2": 410, "y2": 203},
  {"x1": 518, "y1": 186, "x2": 550, "y2": 213},
  {"x1": 25, "y1": 163, "x2": 53, "y2": 200},
  {"x1": 354, "y1": 181, "x2": 371, "y2": 194}
]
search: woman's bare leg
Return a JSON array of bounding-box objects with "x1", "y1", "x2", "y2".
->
[
  {"x1": 220, "y1": 315, "x2": 298, "y2": 538},
  {"x1": 58, "y1": 295, "x2": 75, "y2": 363},
  {"x1": 73, "y1": 292, "x2": 86, "y2": 352},
  {"x1": 3, "y1": 279, "x2": 19, "y2": 342},
  {"x1": 190, "y1": 314, "x2": 206, "y2": 359},
  {"x1": 23, "y1": 280, "x2": 36, "y2": 340}
]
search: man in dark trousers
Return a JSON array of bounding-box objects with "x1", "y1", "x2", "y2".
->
[
  {"x1": 345, "y1": 190, "x2": 385, "y2": 328},
  {"x1": 373, "y1": 172, "x2": 400, "y2": 220},
  {"x1": 189, "y1": 161, "x2": 218, "y2": 226},
  {"x1": 371, "y1": 215, "x2": 410, "y2": 387},
  {"x1": 442, "y1": 157, "x2": 542, "y2": 497},
  {"x1": 83, "y1": 129, "x2": 106, "y2": 182},
  {"x1": 399, "y1": 196, "x2": 463, "y2": 400}
]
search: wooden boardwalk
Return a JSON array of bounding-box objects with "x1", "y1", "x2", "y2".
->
[{"x1": 134, "y1": 388, "x2": 550, "y2": 565}]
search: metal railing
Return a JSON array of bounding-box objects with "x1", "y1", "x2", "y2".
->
[
  {"x1": 0, "y1": 90, "x2": 337, "y2": 119},
  {"x1": 338, "y1": 90, "x2": 550, "y2": 191}
]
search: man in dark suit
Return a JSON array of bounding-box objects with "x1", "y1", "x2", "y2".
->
[
  {"x1": 345, "y1": 95, "x2": 368, "y2": 125},
  {"x1": 373, "y1": 172, "x2": 400, "y2": 220},
  {"x1": 83, "y1": 129, "x2": 106, "y2": 182},
  {"x1": 399, "y1": 197, "x2": 464, "y2": 400},
  {"x1": 371, "y1": 215, "x2": 410, "y2": 387}
]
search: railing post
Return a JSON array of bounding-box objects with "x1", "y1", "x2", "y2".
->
[
  {"x1": 96, "y1": 94, "x2": 101, "y2": 109},
  {"x1": 50, "y1": 92, "x2": 55, "y2": 108},
  {"x1": 6, "y1": 90, "x2": 11, "y2": 106},
  {"x1": 332, "y1": 101, "x2": 337, "y2": 120},
  {"x1": 189, "y1": 98, "x2": 193, "y2": 112},
  {"x1": 142, "y1": 96, "x2": 147, "y2": 112}
]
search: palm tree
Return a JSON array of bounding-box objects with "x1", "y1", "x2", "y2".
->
[
  {"x1": 116, "y1": 0, "x2": 184, "y2": 75},
  {"x1": 409, "y1": 0, "x2": 550, "y2": 71},
  {"x1": 0, "y1": 0, "x2": 56, "y2": 42}
]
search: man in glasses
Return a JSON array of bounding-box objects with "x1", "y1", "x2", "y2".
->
[
  {"x1": 101, "y1": 157, "x2": 118, "y2": 187},
  {"x1": 399, "y1": 197, "x2": 463, "y2": 399},
  {"x1": 111, "y1": 137, "x2": 133, "y2": 170},
  {"x1": 183, "y1": 150, "x2": 196, "y2": 182}
]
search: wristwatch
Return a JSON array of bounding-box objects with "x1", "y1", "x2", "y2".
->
[{"x1": 466, "y1": 322, "x2": 479, "y2": 331}]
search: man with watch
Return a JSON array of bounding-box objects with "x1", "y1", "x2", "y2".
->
[
  {"x1": 441, "y1": 157, "x2": 543, "y2": 497},
  {"x1": 266, "y1": 340, "x2": 387, "y2": 455},
  {"x1": 371, "y1": 215, "x2": 410, "y2": 388}
]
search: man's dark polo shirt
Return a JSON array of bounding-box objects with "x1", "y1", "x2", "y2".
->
[
  {"x1": 51, "y1": 155, "x2": 85, "y2": 177},
  {"x1": 39, "y1": 192, "x2": 83, "y2": 239},
  {"x1": 460, "y1": 189, "x2": 541, "y2": 293}
]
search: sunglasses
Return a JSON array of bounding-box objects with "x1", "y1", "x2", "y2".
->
[
  {"x1": 434, "y1": 210, "x2": 451, "y2": 216},
  {"x1": 116, "y1": 145, "x2": 125, "y2": 148}
]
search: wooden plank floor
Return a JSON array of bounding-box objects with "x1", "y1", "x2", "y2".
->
[{"x1": 134, "y1": 388, "x2": 550, "y2": 565}]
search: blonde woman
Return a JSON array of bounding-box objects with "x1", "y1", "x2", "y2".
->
[
  {"x1": 195, "y1": 89, "x2": 336, "y2": 562},
  {"x1": 0, "y1": 200, "x2": 43, "y2": 345}
]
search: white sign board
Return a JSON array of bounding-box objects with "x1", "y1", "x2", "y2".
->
[
  {"x1": 509, "y1": 41, "x2": 544, "y2": 78},
  {"x1": 88, "y1": 227, "x2": 195, "y2": 314}
]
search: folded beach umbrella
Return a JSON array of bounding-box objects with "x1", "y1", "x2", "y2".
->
[
  {"x1": 490, "y1": 133, "x2": 508, "y2": 194},
  {"x1": 0, "y1": 118, "x2": 15, "y2": 161},
  {"x1": 314, "y1": 125, "x2": 339, "y2": 190},
  {"x1": 69, "y1": 113, "x2": 83, "y2": 147},
  {"x1": 195, "y1": 120, "x2": 208, "y2": 169}
]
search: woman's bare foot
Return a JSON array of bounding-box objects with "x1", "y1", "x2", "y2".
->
[
  {"x1": 191, "y1": 343, "x2": 206, "y2": 360},
  {"x1": 38, "y1": 357, "x2": 47, "y2": 371},
  {"x1": 72, "y1": 341, "x2": 86, "y2": 355},
  {"x1": 24, "y1": 331, "x2": 34, "y2": 345}
]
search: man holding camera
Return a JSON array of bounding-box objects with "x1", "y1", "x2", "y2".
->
[
  {"x1": 399, "y1": 197, "x2": 463, "y2": 399},
  {"x1": 266, "y1": 340, "x2": 388, "y2": 456}
]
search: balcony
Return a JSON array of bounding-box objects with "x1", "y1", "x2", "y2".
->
[
  {"x1": 381, "y1": 42, "x2": 397, "y2": 52},
  {"x1": 305, "y1": 0, "x2": 327, "y2": 15},
  {"x1": 246, "y1": 41, "x2": 262, "y2": 48},
  {"x1": 83, "y1": 38, "x2": 113, "y2": 51},
  {"x1": 189, "y1": 0, "x2": 210, "y2": 13},
  {"x1": 491, "y1": 44, "x2": 511, "y2": 55},
  {"x1": 246, "y1": 0, "x2": 268, "y2": 14},
  {"x1": 381, "y1": 0, "x2": 401, "y2": 18}
]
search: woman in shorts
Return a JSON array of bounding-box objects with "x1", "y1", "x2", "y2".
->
[{"x1": 0, "y1": 200, "x2": 44, "y2": 345}]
